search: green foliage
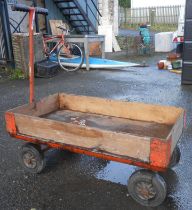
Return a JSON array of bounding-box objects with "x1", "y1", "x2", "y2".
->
[
  {"x1": 10, "y1": 68, "x2": 25, "y2": 80},
  {"x1": 120, "y1": 23, "x2": 177, "y2": 32},
  {"x1": 119, "y1": 0, "x2": 131, "y2": 8}
]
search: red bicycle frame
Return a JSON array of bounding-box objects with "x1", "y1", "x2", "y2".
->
[{"x1": 43, "y1": 33, "x2": 69, "y2": 57}]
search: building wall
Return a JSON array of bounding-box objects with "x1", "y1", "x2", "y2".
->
[
  {"x1": 8, "y1": 0, "x2": 45, "y2": 33},
  {"x1": 99, "y1": 0, "x2": 119, "y2": 35},
  {"x1": 131, "y1": 0, "x2": 185, "y2": 8},
  {"x1": 7, "y1": 0, "x2": 100, "y2": 34},
  {"x1": 8, "y1": 0, "x2": 32, "y2": 33}
]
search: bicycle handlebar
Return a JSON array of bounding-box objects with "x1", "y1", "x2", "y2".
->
[
  {"x1": 11, "y1": 4, "x2": 30, "y2": 12},
  {"x1": 11, "y1": 4, "x2": 48, "y2": 15}
]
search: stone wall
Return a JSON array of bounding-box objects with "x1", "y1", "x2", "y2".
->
[
  {"x1": 117, "y1": 35, "x2": 155, "y2": 55},
  {"x1": 116, "y1": 36, "x2": 138, "y2": 55}
]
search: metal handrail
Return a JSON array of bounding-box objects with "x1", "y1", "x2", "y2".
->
[
  {"x1": 9, "y1": 12, "x2": 28, "y2": 33},
  {"x1": 73, "y1": 0, "x2": 97, "y2": 33},
  {"x1": 9, "y1": 18, "x2": 21, "y2": 33},
  {"x1": 90, "y1": 0, "x2": 102, "y2": 17},
  {"x1": 87, "y1": 4, "x2": 100, "y2": 25}
]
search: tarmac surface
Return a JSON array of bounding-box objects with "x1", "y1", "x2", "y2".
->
[{"x1": 0, "y1": 54, "x2": 192, "y2": 210}]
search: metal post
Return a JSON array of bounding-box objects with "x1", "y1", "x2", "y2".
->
[
  {"x1": 32, "y1": 0, "x2": 39, "y2": 32},
  {"x1": 85, "y1": 0, "x2": 88, "y2": 14},
  {"x1": 0, "y1": 0, "x2": 14, "y2": 65},
  {"x1": 44, "y1": 0, "x2": 49, "y2": 33},
  {"x1": 85, "y1": 0, "x2": 89, "y2": 33},
  {"x1": 29, "y1": 8, "x2": 35, "y2": 104}
]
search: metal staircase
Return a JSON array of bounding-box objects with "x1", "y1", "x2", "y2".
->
[{"x1": 53, "y1": 0, "x2": 102, "y2": 34}]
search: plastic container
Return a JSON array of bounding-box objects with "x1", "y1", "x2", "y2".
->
[{"x1": 155, "y1": 32, "x2": 176, "y2": 52}]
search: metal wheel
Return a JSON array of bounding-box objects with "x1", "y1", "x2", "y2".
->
[
  {"x1": 19, "y1": 143, "x2": 45, "y2": 174},
  {"x1": 169, "y1": 146, "x2": 181, "y2": 168},
  {"x1": 128, "y1": 169, "x2": 167, "y2": 207},
  {"x1": 57, "y1": 43, "x2": 84, "y2": 72}
]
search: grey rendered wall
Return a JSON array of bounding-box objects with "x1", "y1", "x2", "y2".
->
[
  {"x1": 8, "y1": 0, "x2": 46, "y2": 33},
  {"x1": 8, "y1": 0, "x2": 31, "y2": 33}
]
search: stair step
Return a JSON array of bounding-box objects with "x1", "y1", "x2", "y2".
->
[
  {"x1": 70, "y1": 19, "x2": 86, "y2": 22},
  {"x1": 79, "y1": 30, "x2": 93, "y2": 32},
  {"x1": 64, "y1": 13, "x2": 82, "y2": 16},
  {"x1": 53, "y1": 0, "x2": 98, "y2": 34},
  {"x1": 54, "y1": 0, "x2": 73, "y2": 3},
  {"x1": 60, "y1": 6, "x2": 77, "y2": 10},
  {"x1": 73, "y1": 25, "x2": 89, "y2": 28}
]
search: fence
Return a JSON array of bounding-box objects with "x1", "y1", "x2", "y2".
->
[
  {"x1": 116, "y1": 35, "x2": 154, "y2": 56},
  {"x1": 119, "y1": 5, "x2": 184, "y2": 28}
]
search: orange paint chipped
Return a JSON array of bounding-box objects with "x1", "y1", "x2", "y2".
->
[
  {"x1": 5, "y1": 114, "x2": 173, "y2": 173},
  {"x1": 12, "y1": 134, "x2": 168, "y2": 172},
  {"x1": 29, "y1": 8, "x2": 36, "y2": 104},
  {"x1": 150, "y1": 138, "x2": 172, "y2": 169},
  {"x1": 5, "y1": 112, "x2": 17, "y2": 135}
]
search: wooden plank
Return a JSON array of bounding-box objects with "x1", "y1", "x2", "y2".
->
[
  {"x1": 169, "y1": 112, "x2": 184, "y2": 153},
  {"x1": 14, "y1": 114, "x2": 151, "y2": 162},
  {"x1": 45, "y1": 110, "x2": 172, "y2": 139},
  {"x1": 8, "y1": 93, "x2": 59, "y2": 117},
  {"x1": 49, "y1": 20, "x2": 69, "y2": 35},
  {"x1": 59, "y1": 93, "x2": 184, "y2": 125}
]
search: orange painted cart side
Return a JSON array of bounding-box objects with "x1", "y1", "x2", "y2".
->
[
  {"x1": 5, "y1": 4, "x2": 185, "y2": 208},
  {"x1": 5, "y1": 107, "x2": 184, "y2": 173}
]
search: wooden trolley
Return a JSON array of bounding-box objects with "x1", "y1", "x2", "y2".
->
[{"x1": 5, "y1": 4, "x2": 185, "y2": 207}]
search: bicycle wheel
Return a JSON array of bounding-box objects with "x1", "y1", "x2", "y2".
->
[{"x1": 57, "y1": 43, "x2": 84, "y2": 72}]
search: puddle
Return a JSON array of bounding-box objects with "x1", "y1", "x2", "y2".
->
[
  {"x1": 95, "y1": 161, "x2": 136, "y2": 185},
  {"x1": 111, "y1": 95, "x2": 130, "y2": 101}
]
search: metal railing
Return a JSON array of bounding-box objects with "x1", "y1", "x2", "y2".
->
[
  {"x1": 0, "y1": 0, "x2": 14, "y2": 64},
  {"x1": 73, "y1": 0, "x2": 102, "y2": 33},
  {"x1": 86, "y1": 0, "x2": 102, "y2": 25},
  {"x1": 0, "y1": 14, "x2": 6, "y2": 61}
]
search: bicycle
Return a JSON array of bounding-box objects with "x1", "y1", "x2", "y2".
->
[{"x1": 43, "y1": 26, "x2": 84, "y2": 72}]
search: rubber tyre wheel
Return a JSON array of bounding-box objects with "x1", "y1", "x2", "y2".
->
[
  {"x1": 19, "y1": 143, "x2": 45, "y2": 174},
  {"x1": 57, "y1": 43, "x2": 84, "y2": 72},
  {"x1": 128, "y1": 169, "x2": 167, "y2": 207},
  {"x1": 169, "y1": 146, "x2": 181, "y2": 168}
]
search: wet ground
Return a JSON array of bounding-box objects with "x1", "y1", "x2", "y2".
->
[{"x1": 0, "y1": 53, "x2": 192, "y2": 210}]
